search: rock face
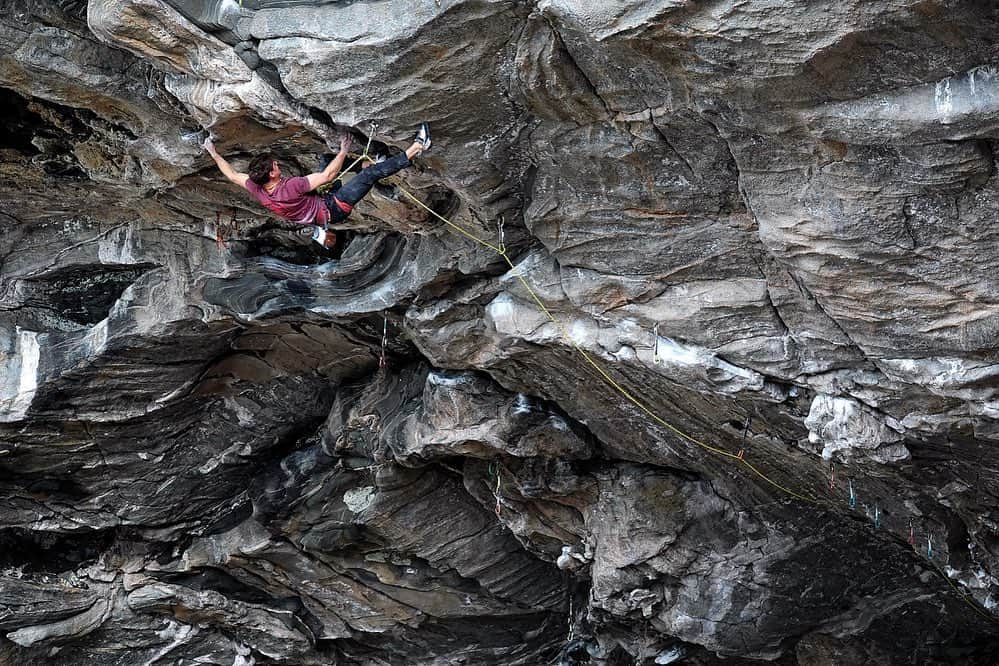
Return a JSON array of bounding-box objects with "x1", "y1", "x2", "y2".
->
[{"x1": 2, "y1": 0, "x2": 999, "y2": 663}]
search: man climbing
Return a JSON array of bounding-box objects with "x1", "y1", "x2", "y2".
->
[{"x1": 202, "y1": 123, "x2": 431, "y2": 248}]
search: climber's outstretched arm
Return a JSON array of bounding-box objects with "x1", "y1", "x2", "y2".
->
[
  {"x1": 203, "y1": 137, "x2": 248, "y2": 188},
  {"x1": 306, "y1": 134, "x2": 353, "y2": 191}
]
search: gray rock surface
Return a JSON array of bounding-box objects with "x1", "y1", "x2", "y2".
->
[{"x1": 2, "y1": 0, "x2": 999, "y2": 663}]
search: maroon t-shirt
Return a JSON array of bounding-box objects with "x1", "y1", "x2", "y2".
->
[{"x1": 244, "y1": 176, "x2": 327, "y2": 224}]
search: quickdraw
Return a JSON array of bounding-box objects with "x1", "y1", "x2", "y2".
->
[
  {"x1": 488, "y1": 461, "x2": 503, "y2": 518},
  {"x1": 652, "y1": 323, "x2": 661, "y2": 365},
  {"x1": 215, "y1": 210, "x2": 224, "y2": 252},
  {"x1": 738, "y1": 416, "x2": 750, "y2": 462},
  {"x1": 214, "y1": 208, "x2": 240, "y2": 254},
  {"x1": 379, "y1": 317, "x2": 388, "y2": 369},
  {"x1": 494, "y1": 473, "x2": 502, "y2": 517}
]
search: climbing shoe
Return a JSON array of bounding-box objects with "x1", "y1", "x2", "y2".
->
[{"x1": 415, "y1": 122, "x2": 431, "y2": 152}]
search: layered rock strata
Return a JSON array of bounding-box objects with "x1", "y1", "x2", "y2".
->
[{"x1": 2, "y1": 0, "x2": 999, "y2": 664}]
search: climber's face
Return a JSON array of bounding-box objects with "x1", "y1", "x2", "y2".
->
[{"x1": 269, "y1": 160, "x2": 281, "y2": 180}]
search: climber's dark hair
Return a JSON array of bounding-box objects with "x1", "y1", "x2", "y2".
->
[{"x1": 248, "y1": 153, "x2": 277, "y2": 185}]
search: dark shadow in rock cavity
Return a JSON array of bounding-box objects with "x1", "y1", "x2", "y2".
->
[
  {"x1": 0, "y1": 526, "x2": 115, "y2": 574},
  {"x1": 0, "y1": 88, "x2": 44, "y2": 155},
  {"x1": 24, "y1": 263, "x2": 157, "y2": 326}
]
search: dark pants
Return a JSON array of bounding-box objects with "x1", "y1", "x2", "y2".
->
[{"x1": 321, "y1": 152, "x2": 411, "y2": 223}]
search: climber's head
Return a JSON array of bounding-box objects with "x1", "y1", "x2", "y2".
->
[{"x1": 248, "y1": 153, "x2": 280, "y2": 185}]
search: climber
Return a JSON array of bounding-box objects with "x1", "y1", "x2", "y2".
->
[{"x1": 202, "y1": 123, "x2": 431, "y2": 248}]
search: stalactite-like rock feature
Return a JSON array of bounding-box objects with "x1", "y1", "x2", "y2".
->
[{"x1": 3, "y1": 0, "x2": 999, "y2": 664}]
